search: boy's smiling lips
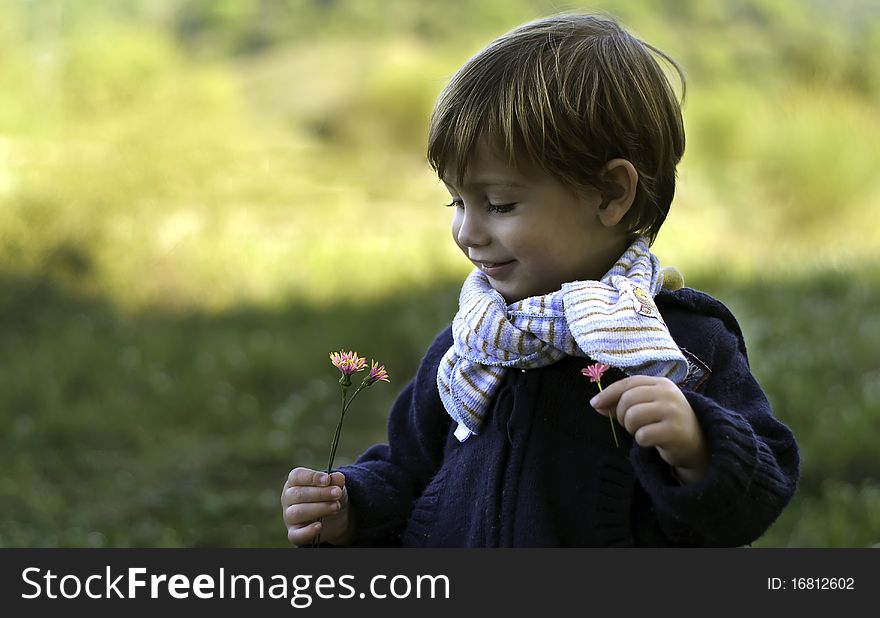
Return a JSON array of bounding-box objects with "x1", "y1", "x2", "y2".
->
[{"x1": 471, "y1": 258, "x2": 517, "y2": 278}]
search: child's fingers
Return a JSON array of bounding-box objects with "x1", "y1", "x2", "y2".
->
[
  {"x1": 632, "y1": 421, "x2": 666, "y2": 449},
  {"x1": 590, "y1": 375, "x2": 655, "y2": 410},
  {"x1": 590, "y1": 379, "x2": 657, "y2": 418},
  {"x1": 618, "y1": 401, "x2": 664, "y2": 435},
  {"x1": 283, "y1": 484, "x2": 343, "y2": 507},
  {"x1": 288, "y1": 521, "x2": 322, "y2": 546},
  {"x1": 613, "y1": 384, "x2": 660, "y2": 421},
  {"x1": 283, "y1": 499, "x2": 343, "y2": 527},
  {"x1": 287, "y1": 467, "x2": 332, "y2": 488}
]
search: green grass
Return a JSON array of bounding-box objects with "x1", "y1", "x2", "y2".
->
[{"x1": 0, "y1": 271, "x2": 459, "y2": 547}]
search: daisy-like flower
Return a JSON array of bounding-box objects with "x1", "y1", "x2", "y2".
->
[
  {"x1": 329, "y1": 350, "x2": 367, "y2": 376},
  {"x1": 365, "y1": 360, "x2": 390, "y2": 386},
  {"x1": 582, "y1": 362, "x2": 618, "y2": 447},
  {"x1": 581, "y1": 362, "x2": 610, "y2": 384}
]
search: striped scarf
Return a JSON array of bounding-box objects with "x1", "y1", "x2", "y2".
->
[{"x1": 437, "y1": 236, "x2": 688, "y2": 441}]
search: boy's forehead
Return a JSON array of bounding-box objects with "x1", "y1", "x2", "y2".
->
[
  {"x1": 441, "y1": 141, "x2": 538, "y2": 189},
  {"x1": 442, "y1": 174, "x2": 527, "y2": 190}
]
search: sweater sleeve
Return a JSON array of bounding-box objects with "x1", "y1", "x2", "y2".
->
[
  {"x1": 629, "y1": 315, "x2": 800, "y2": 547},
  {"x1": 334, "y1": 327, "x2": 453, "y2": 546}
]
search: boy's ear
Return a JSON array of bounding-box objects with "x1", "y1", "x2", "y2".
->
[{"x1": 596, "y1": 159, "x2": 638, "y2": 227}]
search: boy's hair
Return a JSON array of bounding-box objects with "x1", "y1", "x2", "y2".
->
[{"x1": 427, "y1": 13, "x2": 685, "y2": 243}]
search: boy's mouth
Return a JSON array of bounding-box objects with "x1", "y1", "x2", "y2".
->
[{"x1": 472, "y1": 259, "x2": 516, "y2": 278}]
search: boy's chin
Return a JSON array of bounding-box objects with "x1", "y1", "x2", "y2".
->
[
  {"x1": 483, "y1": 271, "x2": 561, "y2": 303},
  {"x1": 490, "y1": 282, "x2": 534, "y2": 305},
  {"x1": 487, "y1": 282, "x2": 516, "y2": 304}
]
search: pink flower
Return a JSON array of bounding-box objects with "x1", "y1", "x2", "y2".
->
[
  {"x1": 582, "y1": 361, "x2": 618, "y2": 447},
  {"x1": 581, "y1": 362, "x2": 610, "y2": 383},
  {"x1": 329, "y1": 350, "x2": 367, "y2": 376},
  {"x1": 366, "y1": 360, "x2": 390, "y2": 385}
]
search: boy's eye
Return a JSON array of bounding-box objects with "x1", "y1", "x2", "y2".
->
[
  {"x1": 444, "y1": 199, "x2": 517, "y2": 213},
  {"x1": 487, "y1": 202, "x2": 517, "y2": 214}
]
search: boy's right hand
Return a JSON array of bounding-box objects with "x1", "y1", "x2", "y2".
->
[{"x1": 281, "y1": 467, "x2": 352, "y2": 546}]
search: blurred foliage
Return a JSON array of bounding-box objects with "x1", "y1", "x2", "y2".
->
[{"x1": 0, "y1": 0, "x2": 878, "y2": 546}]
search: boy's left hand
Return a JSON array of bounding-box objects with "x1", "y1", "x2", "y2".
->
[{"x1": 590, "y1": 376, "x2": 709, "y2": 484}]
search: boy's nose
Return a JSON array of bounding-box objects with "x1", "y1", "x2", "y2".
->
[{"x1": 456, "y1": 211, "x2": 490, "y2": 248}]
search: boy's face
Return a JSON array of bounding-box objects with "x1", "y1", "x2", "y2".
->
[{"x1": 443, "y1": 142, "x2": 627, "y2": 303}]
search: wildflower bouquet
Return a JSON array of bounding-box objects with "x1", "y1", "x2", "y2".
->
[
  {"x1": 324, "y1": 350, "x2": 390, "y2": 476},
  {"x1": 313, "y1": 350, "x2": 389, "y2": 546}
]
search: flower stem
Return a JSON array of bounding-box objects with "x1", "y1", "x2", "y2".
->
[
  {"x1": 599, "y1": 382, "x2": 619, "y2": 448},
  {"x1": 313, "y1": 383, "x2": 368, "y2": 547},
  {"x1": 325, "y1": 387, "x2": 349, "y2": 474}
]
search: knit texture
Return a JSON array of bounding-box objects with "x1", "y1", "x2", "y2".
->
[
  {"x1": 438, "y1": 236, "x2": 688, "y2": 439},
  {"x1": 336, "y1": 287, "x2": 800, "y2": 547}
]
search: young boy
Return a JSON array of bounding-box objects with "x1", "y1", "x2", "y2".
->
[{"x1": 281, "y1": 13, "x2": 799, "y2": 547}]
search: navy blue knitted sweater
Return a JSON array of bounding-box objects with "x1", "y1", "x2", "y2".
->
[{"x1": 336, "y1": 287, "x2": 800, "y2": 547}]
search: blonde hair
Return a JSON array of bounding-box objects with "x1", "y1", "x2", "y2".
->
[{"x1": 427, "y1": 13, "x2": 686, "y2": 242}]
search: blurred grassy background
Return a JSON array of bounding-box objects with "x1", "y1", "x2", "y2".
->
[{"x1": 1, "y1": 0, "x2": 878, "y2": 547}]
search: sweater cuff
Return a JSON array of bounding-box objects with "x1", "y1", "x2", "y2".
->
[
  {"x1": 335, "y1": 462, "x2": 410, "y2": 547},
  {"x1": 629, "y1": 391, "x2": 776, "y2": 545}
]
